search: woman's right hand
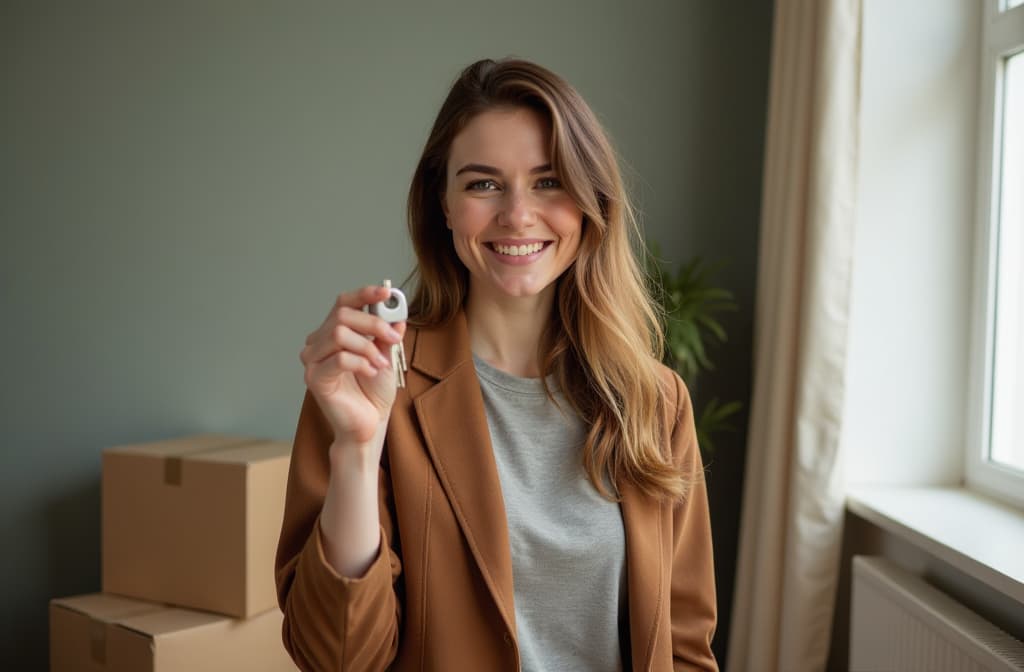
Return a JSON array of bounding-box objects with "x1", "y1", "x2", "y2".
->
[{"x1": 299, "y1": 285, "x2": 407, "y2": 447}]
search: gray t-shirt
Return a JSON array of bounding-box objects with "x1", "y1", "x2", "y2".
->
[{"x1": 472, "y1": 354, "x2": 627, "y2": 672}]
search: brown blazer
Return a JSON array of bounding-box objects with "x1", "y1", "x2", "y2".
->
[{"x1": 274, "y1": 310, "x2": 718, "y2": 672}]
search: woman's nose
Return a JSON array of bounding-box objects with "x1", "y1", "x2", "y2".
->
[{"x1": 498, "y1": 189, "x2": 535, "y2": 229}]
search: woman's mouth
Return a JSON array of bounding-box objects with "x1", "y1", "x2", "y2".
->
[
  {"x1": 487, "y1": 241, "x2": 552, "y2": 257},
  {"x1": 485, "y1": 241, "x2": 553, "y2": 265}
]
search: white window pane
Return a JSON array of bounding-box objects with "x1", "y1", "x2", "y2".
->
[
  {"x1": 990, "y1": 51, "x2": 1024, "y2": 472},
  {"x1": 1007, "y1": 0, "x2": 1024, "y2": 10}
]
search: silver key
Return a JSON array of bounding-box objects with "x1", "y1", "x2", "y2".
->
[{"x1": 368, "y1": 279, "x2": 408, "y2": 388}]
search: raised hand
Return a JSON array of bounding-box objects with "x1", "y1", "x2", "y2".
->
[{"x1": 299, "y1": 285, "x2": 407, "y2": 447}]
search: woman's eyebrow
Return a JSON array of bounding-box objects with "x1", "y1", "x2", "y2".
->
[{"x1": 454, "y1": 163, "x2": 552, "y2": 177}]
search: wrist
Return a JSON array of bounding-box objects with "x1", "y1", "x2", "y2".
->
[
  {"x1": 328, "y1": 414, "x2": 388, "y2": 471},
  {"x1": 328, "y1": 438, "x2": 383, "y2": 478},
  {"x1": 329, "y1": 443, "x2": 374, "y2": 471}
]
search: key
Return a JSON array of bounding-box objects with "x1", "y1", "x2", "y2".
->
[{"x1": 368, "y1": 279, "x2": 408, "y2": 388}]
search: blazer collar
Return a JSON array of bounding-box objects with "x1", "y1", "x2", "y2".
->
[
  {"x1": 407, "y1": 309, "x2": 662, "y2": 671},
  {"x1": 408, "y1": 309, "x2": 473, "y2": 381}
]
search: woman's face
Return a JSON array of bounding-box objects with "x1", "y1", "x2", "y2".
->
[{"x1": 442, "y1": 106, "x2": 584, "y2": 304}]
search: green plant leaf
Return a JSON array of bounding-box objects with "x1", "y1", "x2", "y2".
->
[
  {"x1": 645, "y1": 242, "x2": 744, "y2": 460},
  {"x1": 695, "y1": 397, "x2": 744, "y2": 459}
]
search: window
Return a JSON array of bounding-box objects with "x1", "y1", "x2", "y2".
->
[
  {"x1": 967, "y1": 1, "x2": 1024, "y2": 506},
  {"x1": 991, "y1": 51, "x2": 1023, "y2": 473}
]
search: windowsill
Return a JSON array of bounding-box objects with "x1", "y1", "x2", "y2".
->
[{"x1": 846, "y1": 485, "x2": 1024, "y2": 606}]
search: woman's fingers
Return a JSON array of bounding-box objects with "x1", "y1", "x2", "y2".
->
[
  {"x1": 317, "y1": 325, "x2": 392, "y2": 368},
  {"x1": 333, "y1": 306, "x2": 403, "y2": 344},
  {"x1": 330, "y1": 286, "x2": 391, "y2": 322},
  {"x1": 297, "y1": 285, "x2": 407, "y2": 385},
  {"x1": 298, "y1": 285, "x2": 408, "y2": 441},
  {"x1": 378, "y1": 320, "x2": 408, "y2": 358},
  {"x1": 304, "y1": 350, "x2": 380, "y2": 389},
  {"x1": 301, "y1": 305, "x2": 403, "y2": 366},
  {"x1": 303, "y1": 285, "x2": 389, "y2": 344}
]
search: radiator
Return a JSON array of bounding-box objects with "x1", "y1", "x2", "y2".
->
[{"x1": 850, "y1": 556, "x2": 1024, "y2": 671}]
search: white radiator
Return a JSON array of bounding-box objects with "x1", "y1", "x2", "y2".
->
[{"x1": 850, "y1": 556, "x2": 1024, "y2": 671}]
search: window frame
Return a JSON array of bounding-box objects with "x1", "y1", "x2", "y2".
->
[{"x1": 966, "y1": 0, "x2": 1024, "y2": 508}]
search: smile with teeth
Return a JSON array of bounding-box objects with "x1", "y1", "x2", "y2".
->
[{"x1": 488, "y1": 241, "x2": 549, "y2": 256}]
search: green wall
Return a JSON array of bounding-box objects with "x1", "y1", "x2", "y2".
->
[{"x1": 1, "y1": 2, "x2": 772, "y2": 668}]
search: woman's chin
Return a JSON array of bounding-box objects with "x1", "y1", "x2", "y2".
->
[{"x1": 480, "y1": 278, "x2": 553, "y2": 302}]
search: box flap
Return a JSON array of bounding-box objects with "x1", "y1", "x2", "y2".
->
[
  {"x1": 50, "y1": 594, "x2": 158, "y2": 671},
  {"x1": 191, "y1": 440, "x2": 291, "y2": 465},
  {"x1": 51, "y1": 596, "x2": 295, "y2": 671},
  {"x1": 50, "y1": 593, "x2": 165, "y2": 623},
  {"x1": 114, "y1": 606, "x2": 229, "y2": 638},
  {"x1": 103, "y1": 434, "x2": 256, "y2": 458},
  {"x1": 51, "y1": 595, "x2": 232, "y2": 639}
]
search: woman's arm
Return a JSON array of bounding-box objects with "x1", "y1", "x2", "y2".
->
[
  {"x1": 320, "y1": 419, "x2": 388, "y2": 579},
  {"x1": 274, "y1": 390, "x2": 403, "y2": 672},
  {"x1": 666, "y1": 372, "x2": 719, "y2": 672}
]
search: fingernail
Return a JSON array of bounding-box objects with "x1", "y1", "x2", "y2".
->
[
  {"x1": 388, "y1": 328, "x2": 401, "y2": 340},
  {"x1": 376, "y1": 354, "x2": 390, "y2": 367}
]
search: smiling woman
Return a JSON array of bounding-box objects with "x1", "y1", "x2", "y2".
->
[{"x1": 275, "y1": 58, "x2": 718, "y2": 672}]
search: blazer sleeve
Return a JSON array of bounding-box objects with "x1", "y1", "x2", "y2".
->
[
  {"x1": 274, "y1": 389, "x2": 403, "y2": 672},
  {"x1": 667, "y1": 371, "x2": 720, "y2": 672}
]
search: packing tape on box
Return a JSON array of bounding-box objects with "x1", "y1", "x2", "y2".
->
[{"x1": 162, "y1": 438, "x2": 269, "y2": 486}]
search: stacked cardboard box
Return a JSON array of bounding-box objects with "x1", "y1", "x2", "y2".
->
[
  {"x1": 50, "y1": 434, "x2": 298, "y2": 671},
  {"x1": 49, "y1": 593, "x2": 290, "y2": 672}
]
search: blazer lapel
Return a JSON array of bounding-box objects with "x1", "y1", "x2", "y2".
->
[
  {"x1": 621, "y1": 480, "x2": 663, "y2": 672},
  {"x1": 409, "y1": 311, "x2": 518, "y2": 638}
]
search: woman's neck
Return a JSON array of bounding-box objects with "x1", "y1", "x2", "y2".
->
[{"x1": 465, "y1": 283, "x2": 555, "y2": 378}]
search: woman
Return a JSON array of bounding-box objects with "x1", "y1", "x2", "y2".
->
[{"x1": 275, "y1": 58, "x2": 718, "y2": 672}]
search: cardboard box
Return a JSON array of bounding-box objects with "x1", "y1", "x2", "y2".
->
[
  {"x1": 50, "y1": 593, "x2": 297, "y2": 671},
  {"x1": 102, "y1": 434, "x2": 291, "y2": 618}
]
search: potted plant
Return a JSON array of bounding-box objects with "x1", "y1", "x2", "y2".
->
[{"x1": 645, "y1": 244, "x2": 742, "y2": 461}]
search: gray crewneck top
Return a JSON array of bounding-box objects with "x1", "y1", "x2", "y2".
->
[{"x1": 472, "y1": 353, "x2": 627, "y2": 672}]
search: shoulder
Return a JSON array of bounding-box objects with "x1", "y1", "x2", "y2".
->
[
  {"x1": 653, "y1": 360, "x2": 693, "y2": 426},
  {"x1": 652, "y1": 360, "x2": 700, "y2": 469}
]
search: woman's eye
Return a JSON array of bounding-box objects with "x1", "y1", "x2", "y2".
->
[
  {"x1": 467, "y1": 179, "x2": 498, "y2": 191},
  {"x1": 537, "y1": 177, "x2": 561, "y2": 189}
]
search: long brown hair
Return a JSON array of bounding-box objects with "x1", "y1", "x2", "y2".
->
[{"x1": 406, "y1": 58, "x2": 690, "y2": 501}]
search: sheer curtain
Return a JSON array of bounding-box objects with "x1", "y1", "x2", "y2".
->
[{"x1": 726, "y1": 1, "x2": 862, "y2": 671}]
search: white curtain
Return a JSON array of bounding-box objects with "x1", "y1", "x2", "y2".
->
[{"x1": 726, "y1": 1, "x2": 862, "y2": 671}]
